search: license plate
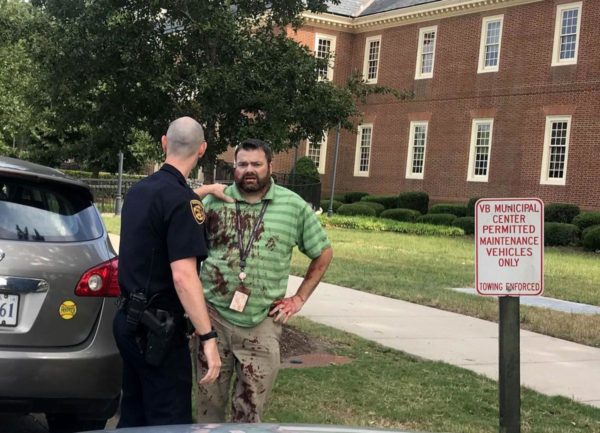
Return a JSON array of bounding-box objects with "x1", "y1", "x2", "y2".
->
[{"x1": 0, "y1": 294, "x2": 19, "y2": 326}]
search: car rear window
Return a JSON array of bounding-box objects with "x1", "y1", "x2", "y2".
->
[{"x1": 0, "y1": 177, "x2": 103, "y2": 242}]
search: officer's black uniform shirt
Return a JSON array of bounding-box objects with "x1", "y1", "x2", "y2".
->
[{"x1": 118, "y1": 163, "x2": 208, "y2": 314}]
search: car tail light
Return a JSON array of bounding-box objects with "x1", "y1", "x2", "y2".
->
[{"x1": 75, "y1": 257, "x2": 121, "y2": 297}]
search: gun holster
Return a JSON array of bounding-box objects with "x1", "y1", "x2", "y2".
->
[
  {"x1": 125, "y1": 292, "x2": 176, "y2": 367},
  {"x1": 142, "y1": 308, "x2": 176, "y2": 367}
]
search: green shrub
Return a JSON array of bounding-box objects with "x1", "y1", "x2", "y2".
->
[
  {"x1": 359, "y1": 201, "x2": 385, "y2": 216},
  {"x1": 343, "y1": 192, "x2": 370, "y2": 203},
  {"x1": 581, "y1": 224, "x2": 600, "y2": 239},
  {"x1": 581, "y1": 226, "x2": 600, "y2": 251},
  {"x1": 333, "y1": 193, "x2": 346, "y2": 203},
  {"x1": 544, "y1": 222, "x2": 580, "y2": 246},
  {"x1": 466, "y1": 197, "x2": 482, "y2": 217},
  {"x1": 544, "y1": 203, "x2": 580, "y2": 224},
  {"x1": 291, "y1": 157, "x2": 320, "y2": 183},
  {"x1": 360, "y1": 195, "x2": 398, "y2": 209},
  {"x1": 417, "y1": 213, "x2": 457, "y2": 226},
  {"x1": 572, "y1": 212, "x2": 600, "y2": 231},
  {"x1": 380, "y1": 208, "x2": 421, "y2": 222},
  {"x1": 452, "y1": 216, "x2": 475, "y2": 235},
  {"x1": 398, "y1": 191, "x2": 429, "y2": 214},
  {"x1": 337, "y1": 203, "x2": 376, "y2": 217},
  {"x1": 320, "y1": 215, "x2": 464, "y2": 237},
  {"x1": 429, "y1": 203, "x2": 467, "y2": 217},
  {"x1": 320, "y1": 200, "x2": 343, "y2": 213}
]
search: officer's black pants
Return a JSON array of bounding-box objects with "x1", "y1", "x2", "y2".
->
[{"x1": 113, "y1": 309, "x2": 192, "y2": 427}]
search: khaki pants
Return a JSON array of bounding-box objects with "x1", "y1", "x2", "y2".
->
[{"x1": 193, "y1": 307, "x2": 282, "y2": 422}]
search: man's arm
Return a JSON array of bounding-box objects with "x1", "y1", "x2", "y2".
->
[
  {"x1": 170, "y1": 257, "x2": 221, "y2": 384},
  {"x1": 270, "y1": 246, "x2": 333, "y2": 323},
  {"x1": 194, "y1": 183, "x2": 234, "y2": 202}
]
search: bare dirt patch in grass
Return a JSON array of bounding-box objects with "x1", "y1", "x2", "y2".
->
[{"x1": 280, "y1": 325, "x2": 351, "y2": 368}]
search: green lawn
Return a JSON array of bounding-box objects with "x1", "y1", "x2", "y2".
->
[
  {"x1": 290, "y1": 228, "x2": 600, "y2": 347},
  {"x1": 104, "y1": 215, "x2": 600, "y2": 431},
  {"x1": 266, "y1": 318, "x2": 600, "y2": 433},
  {"x1": 103, "y1": 215, "x2": 600, "y2": 347}
]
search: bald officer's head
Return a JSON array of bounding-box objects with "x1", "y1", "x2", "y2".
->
[{"x1": 162, "y1": 117, "x2": 206, "y2": 160}]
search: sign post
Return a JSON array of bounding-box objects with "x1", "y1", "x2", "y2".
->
[{"x1": 475, "y1": 198, "x2": 544, "y2": 433}]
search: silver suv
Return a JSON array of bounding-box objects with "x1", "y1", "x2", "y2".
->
[{"x1": 0, "y1": 157, "x2": 122, "y2": 432}]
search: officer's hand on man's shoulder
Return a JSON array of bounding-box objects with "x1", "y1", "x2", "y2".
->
[{"x1": 194, "y1": 183, "x2": 234, "y2": 203}]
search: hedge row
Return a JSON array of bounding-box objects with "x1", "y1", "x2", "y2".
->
[
  {"x1": 429, "y1": 203, "x2": 467, "y2": 217},
  {"x1": 380, "y1": 208, "x2": 421, "y2": 222},
  {"x1": 327, "y1": 192, "x2": 600, "y2": 249},
  {"x1": 320, "y1": 215, "x2": 464, "y2": 237}
]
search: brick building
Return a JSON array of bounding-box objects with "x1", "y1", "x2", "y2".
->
[{"x1": 248, "y1": 0, "x2": 599, "y2": 210}]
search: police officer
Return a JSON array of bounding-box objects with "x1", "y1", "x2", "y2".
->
[{"x1": 113, "y1": 116, "x2": 221, "y2": 427}]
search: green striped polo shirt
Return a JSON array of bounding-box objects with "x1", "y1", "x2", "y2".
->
[{"x1": 200, "y1": 179, "x2": 330, "y2": 327}]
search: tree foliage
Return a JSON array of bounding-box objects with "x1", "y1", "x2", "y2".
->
[
  {"x1": 22, "y1": 0, "x2": 363, "y2": 173},
  {"x1": 0, "y1": 0, "x2": 38, "y2": 155}
]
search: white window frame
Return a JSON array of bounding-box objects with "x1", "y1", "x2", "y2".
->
[
  {"x1": 467, "y1": 119, "x2": 494, "y2": 182},
  {"x1": 354, "y1": 124, "x2": 373, "y2": 177},
  {"x1": 478, "y1": 15, "x2": 503, "y2": 73},
  {"x1": 306, "y1": 133, "x2": 328, "y2": 175},
  {"x1": 362, "y1": 36, "x2": 381, "y2": 84},
  {"x1": 415, "y1": 26, "x2": 437, "y2": 80},
  {"x1": 315, "y1": 33, "x2": 336, "y2": 81},
  {"x1": 540, "y1": 115, "x2": 571, "y2": 186},
  {"x1": 551, "y1": 2, "x2": 582, "y2": 66},
  {"x1": 405, "y1": 121, "x2": 428, "y2": 180}
]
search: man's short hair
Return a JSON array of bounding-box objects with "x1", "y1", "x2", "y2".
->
[
  {"x1": 166, "y1": 117, "x2": 205, "y2": 158},
  {"x1": 235, "y1": 138, "x2": 273, "y2": 164}
]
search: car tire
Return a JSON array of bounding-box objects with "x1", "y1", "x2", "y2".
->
[{"x1": 45, "y1": 413, "x2": 107, "y2": 433}]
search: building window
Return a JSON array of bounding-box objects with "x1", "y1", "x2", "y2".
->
[
  {"x1": 354, "y1": 124, "x2": 373, "y2": 177},
  {"x1": 552, "y1": 2, "x2": 582, "y2": 66},
  {"x1": 306, "y1": 133, "x2": 327, "y2": 175},
  {"x1": 415, "y1": 26, "x2": 437, "y2": 79},
  {"x1": 405, "y1": 122, "x2": 428, "y2": 180},
  {"x1": 478, "y1": 16, "x2": 503, "y2": 73},
  {"x1": 315, "y1": 34, "x2": 336, "y2": 81},
  {"x1": 363, "y1": 36, "x2": 381, "y2": 84},
  {"x1": 467, "y1": 119, "x2": 494, "y2": 182},
  {"x1": 540, "y1": 116, "x2": 571, "y2": 185}
]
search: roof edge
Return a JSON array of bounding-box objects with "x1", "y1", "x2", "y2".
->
[{"x1": 306, "y1": 0, "x2": 543, "y2": 33}]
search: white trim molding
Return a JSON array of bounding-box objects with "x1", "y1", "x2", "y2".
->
[
  {"x1": 540, "y1": 115, "x2": 571, "y2": 186},
  {"x1": 467, "y1": 118, "x2": 494, "y2": 182},
  {"x1": 354, "y1": 124, "x2": 373, "y2": 177},
  {"x1": 405, "y1": 121, "x2": 428, "y2": 180},
  {"x1": 306, "y1": 132, "x2": 328, "y2": 175},
  {"x1": 315, "y1": 33, "x2": 336, "y2": 81},
  {"x1": 415, "y1": 26, "x2": 437, "y2": 80},
  {"x1": 363, "y1": 36, "x2": 382, "y2": 84},
  {"x1": 551, "y1": 2, "x2": 582, "y2": 67},
  {"x1": 303, "y1": 0, "x2": 543, "y2": 34},
  {"x1": 477, "y1": 15, "x2": 503, "y2": 73}
]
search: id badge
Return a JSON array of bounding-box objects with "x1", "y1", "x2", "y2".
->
[{"x1": 229, "y1": 285, "x2": 251, "y2": 312}]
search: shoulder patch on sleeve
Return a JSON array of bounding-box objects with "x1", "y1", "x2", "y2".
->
[{"x1": 190, "y1": 199, "x2": 205, "y2": 224}]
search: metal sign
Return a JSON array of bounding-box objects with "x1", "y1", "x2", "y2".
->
[{"x1": 475, "y1": 198, "x2": 544, "y2": 296}]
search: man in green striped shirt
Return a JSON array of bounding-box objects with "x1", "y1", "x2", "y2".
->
[{"x1": 194, "y1": 138, "x2": 333, "y2": 422}]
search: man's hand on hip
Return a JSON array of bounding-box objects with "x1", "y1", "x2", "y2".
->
[{"x1": 269, "y1": 294, "x2": 305, "y2": 324}]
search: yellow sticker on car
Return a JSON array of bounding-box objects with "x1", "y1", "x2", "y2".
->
[
  {"x1": 190, "y1": 199, "x2": 205, "y2": 224},
  {"x1": 59, "y1": 300, "x2": 77, "y2": 320}
]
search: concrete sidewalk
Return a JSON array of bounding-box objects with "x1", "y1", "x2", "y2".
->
[
  {"x1": 286, "y1": 276, "x2": 600, "y2": 409},
  {"x1": 108, "y1": 235, "x2": 600, "y2": 408}
]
